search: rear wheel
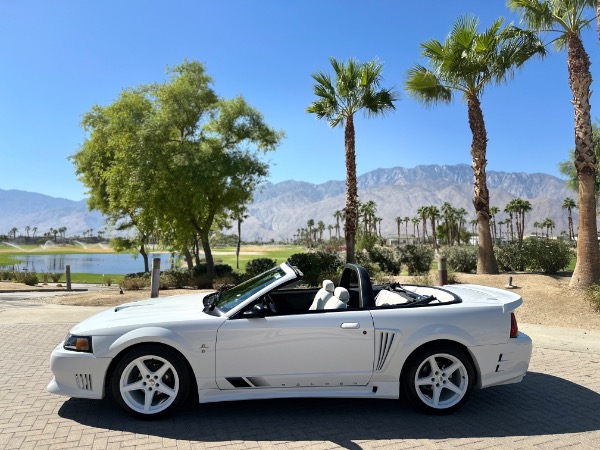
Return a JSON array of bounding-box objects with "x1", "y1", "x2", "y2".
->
[
  {"x1": 111, "y1": 345, "x2": 190, "y2": 419},
  {"x1": 402, "y1": 344, "x2": 475, "y2": 414}
]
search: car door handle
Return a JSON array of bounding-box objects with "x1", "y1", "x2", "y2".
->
[{"x1": 341, "y1": 322, "x2": 360, "y2": 329}]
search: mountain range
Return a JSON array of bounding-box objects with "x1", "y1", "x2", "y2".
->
[{"x1": 0, "y1": 164, "x2": 576, "y2": 241}]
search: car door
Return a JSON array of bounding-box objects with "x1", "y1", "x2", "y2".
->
[{"x1": 215, "y1": 308, "x2": 375, "y2": 389}]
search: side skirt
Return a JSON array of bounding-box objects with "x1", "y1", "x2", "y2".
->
[{"x1": 197, "y1": 381, "x2": 399, "y2": 404}]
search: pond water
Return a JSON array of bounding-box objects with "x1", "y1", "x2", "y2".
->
[{"x1": 1, "y1": 253, "x2": 176, "y2": 275}]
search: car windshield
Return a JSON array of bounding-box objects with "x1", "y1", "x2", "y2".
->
[{"x1": 208, "y1": 266, "x2": 287, "y2": 313}]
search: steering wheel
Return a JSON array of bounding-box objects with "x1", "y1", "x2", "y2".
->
[{"x1": 263, "y1": 295, "x2": 278, "y2": 314}]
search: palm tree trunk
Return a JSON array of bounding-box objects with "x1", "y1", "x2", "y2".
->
[
  {"x1": 344, "y1": 115, "x2": 358, "y2": 263},
  {"x1": 568, "y1": 34, "x2": 600, "y2": 288},
  {"x1": 467, "y1": 94, "x2": 498, "y2": 274},
  {"x1": 597, "y1": 1, "x2": 600, "y2": 46}
]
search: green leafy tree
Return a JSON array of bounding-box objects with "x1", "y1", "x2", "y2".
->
[
  {"x1": 406, "y1": 15, "x2": 545, "y2": 273},
  {"x1": 307, "y1": 57, "x2": 397, "y2": 263},
  {"x1": 562, "y1": 197, "x2": 577, "y2": 240},
  {"x1": 508, "y1": 0, "x2": 598, "y2": 288},
  {"x1": 71, "y1": 60, "x2": 283, "y2": 277}
]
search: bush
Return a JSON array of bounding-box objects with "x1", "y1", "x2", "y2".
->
[
  {"x1": 444, "y1": 246, "x2": 477, "y2": 273},
  {"x1": 0, "y1": 270, "x2": 13, "y2": 281},
  {"x1": 245, "y1": 258, "x2": 278, "y2": 277},
  {"x1": 288, "y1": 251, "x2": 343, "y2": 286},
  {"x1": 49, "y1": 272, "x2": 62, "y2": 282},
  {"x1": 121, "y1": 277, "x2": 150, "y2": 290},
  {"x1": 13, "y1": 271, "x2": 39, "y2": 286},
  {"x1": 367, "y1": 246, "x2": 401, "y2": 275},
  {"x1": 160, "y1": 269, "x2": 191, "y2": 289},
  {"x1": 495, "y1": 242, "x2": 528, "y2": 272},
  {"x1": 192, "y1": 263, "x2": 233, "y2": 278},
  {"x1": 399, "y1": 245, "x2": 434, "y2": 275},
  {"x1": 213, "y1": 274, "x2": 239, "y2": 291},
  {"x1": 523, "y1": 238, "x2": 572, "y2": 274},
  {"x1": 586, "y1": 284, "x2": 600, "y2": 312}
]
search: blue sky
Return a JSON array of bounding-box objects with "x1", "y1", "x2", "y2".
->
[{"x1": 1, "y1": 0, "x2": 598, "y2": 201}]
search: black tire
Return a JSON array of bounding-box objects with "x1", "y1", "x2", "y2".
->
[
  {"x1": 401, "y1": 344, "x2": 475, "y2": 414},
  {"x1": 111, "y1": 345, "x2": 190, "y2": 419}
]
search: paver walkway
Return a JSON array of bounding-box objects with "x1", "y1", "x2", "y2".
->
[{"x1": 1, "y1": 306, "x2": 600, "y2": 449}]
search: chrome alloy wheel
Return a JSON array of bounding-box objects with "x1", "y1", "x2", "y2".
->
[
  {"x1": 414, "y1": 353, "x2": 469, "y2": 410},
  {"x1": 119, "y1": 354, "x2": 180, "y2": 415}
]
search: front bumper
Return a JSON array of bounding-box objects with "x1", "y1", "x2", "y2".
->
[
  {"x1": 469, "y1": 331, "x2": 533, "y2": 389},
  {"x1": 47, "y1": 343, "x2": 112, "y2": 400}
]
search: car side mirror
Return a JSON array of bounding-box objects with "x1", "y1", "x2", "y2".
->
[{"x1": 243, "y1": 303, "x2": 267, "y2": 318}]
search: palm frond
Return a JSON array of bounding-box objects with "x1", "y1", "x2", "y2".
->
[{"x1": 405, "y1": 65, "x2": 453, "y2": 105}]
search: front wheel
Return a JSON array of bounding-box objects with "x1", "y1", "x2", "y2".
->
[
  {"x1": 402, "y1": 344, "x2": 475, "y2": 414},
  {"x1": 111, "y1": 345, "x2": 190, "y2": 419}
]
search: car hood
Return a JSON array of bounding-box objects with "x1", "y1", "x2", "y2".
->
[
  {"x1": 70, "y1": 292, "x2": 220, "y2": 335},
  {"x1": 443, "y1": 284, "x2": 523, "y2": 313}
]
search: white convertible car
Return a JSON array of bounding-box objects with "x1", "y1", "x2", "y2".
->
[{"x1": 48, "y1": 262, "x2": 532, "y2": 418}]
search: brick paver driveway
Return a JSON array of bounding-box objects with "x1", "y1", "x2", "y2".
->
[{"x1": 1, "y1": 322, "x2": 600, "y2": 450}]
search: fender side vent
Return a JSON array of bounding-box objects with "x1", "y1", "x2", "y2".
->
[
  {"x1": 226, "y1": 377, "x2": 252, "y2": 388},
  {"x1": 375, "y1": 331, "x2": 396, "y2": 371},
  {"x1": 75, "y1": 373, "x2": 92, "y2": 391}
]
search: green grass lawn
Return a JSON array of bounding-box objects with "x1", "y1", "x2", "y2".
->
[{"x1": 213, "y1": 245, "x2": 304, "y2": 272}]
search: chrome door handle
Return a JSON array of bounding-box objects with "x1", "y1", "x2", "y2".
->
[{"x1": 341, "y1": 322, "x2": 360, "y2": 329}]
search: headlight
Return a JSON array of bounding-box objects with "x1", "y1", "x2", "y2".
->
[{"x1": 63, "y1": 334, "x2": 93, "y2": 353}]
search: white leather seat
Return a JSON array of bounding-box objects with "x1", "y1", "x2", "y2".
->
[
  {"x1": 323, "y1": 286, "x2": 349, "y2": 310},
  {"x1": 375, "y1": 289, "x2": 410, "y2": 306},
  {"x1": 309, "y1": 280, "x2": 335, "y2": 310}
]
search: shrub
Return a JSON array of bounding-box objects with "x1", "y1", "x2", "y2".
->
[
  {"x1": 0, "y1": 270, "x2": 13, "y2": 281},
  {"x1": 245, "y1": 258, "x2": 278, "y2": 277},
  {"x1": 444, "y1": 246, "x2": 477, "y2": 273},
  {"x1": 495, "y1": 242, "x2": 528, "y2": 272},
  {"x1": 213, "y1": 274, "x2": 239, "y2": 291},
  {"x1": 367, "y1": 246, "x2": 401, "y2": 275},
  {"x1": 121, "y1": 277, "x2": 150, "y2": 290},
  {"x1": 192, "y1": 263, "x2": 233, "y2": 278},
  {"x1": 399, "y1": 245, "x2": 434, "y2": 275},
  {"x1": 49, "y1": 272, "x2": 62, "y2": 282},
  {"x1": 523, "y1": 238, "x2": 572, "y2": 274},
  {"x1": 191, "y1": 274, "x2": 213, "y2": 289},
  {"x1": 288, "y1": 251, "x2": 343, "y2": 286},
  {"x1": 586, "y1": 284, "x2": 600, "y2": 312},
  {"x1": 125, "y1": 271, "x2": 150, "y2": 279},
  {"x1": 356, "y1": 232, "x2": 381, "y2": 253},
  {"x1": 13, "y1": 271, "x2": 39, "y2": 286},
  {"x1": 160, "y1": 269, "x2": 191, "y2": 289}
]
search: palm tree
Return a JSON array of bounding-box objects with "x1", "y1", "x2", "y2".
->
[
  {"x1": 327, "y1": 224, "x2": 334, "y2": 241},
  {"x1": 489, "y1": 206, "x2": 499, "y2": 243},
  {"x1": 307, "y1": 57, "x2": 397, "y2": 263},
  {"x1": 32, "y1": 227, "x2": 37, "y2": 238},
  {"x1": 504, "y1": 203, "x2": 516, "y2": 242},
  {"x1": 306, "y1": 219, "x2": 314, "y2": 246},
  {"x1": 411, "y1": 217, "x2": 420, "y2": 243},
  {"x1": 333, "y1": 210, "x2": 343, "y2": 239},
  {"x1": 24, "y1": 226, "x2": 31, "y2": 239},
  {"x1": 395, "y1": 216, "x2": 403, "y2": 245},
  {"x1": 317, "y1": 220, "x2": 325, "y2": 243},
  {"x1": 406, "y1": 15, "x2": 545, "y2": 273},
  {"x1": 456, "y1": 208, "x2": 467, "y2": 245},
  {"x1": 562, "y1": 197, "x2": 577, "y2": 240},
  {"x1": 233, "y1": 206, "x2": 249, "y2": 270},
  {"x1": 426, "y1": 205, "x2": 440, "y2": 250},
  {"x1": 543, "y1": 218, "x2": 556, "y2": 239},
  {"x1": 441, "y1": 202, "x2": 455, "y2": 245},
  {"x1": 509, "y1": 0, "x2": 598, "y2": 287},
  {"x1": 507, "y1": 198, "x2": 532, "y2": 244},
  {"x1": 417, "y1": 206, "x2": 429, "y2": 243},
  {"x1": 9, "y1": 227, "x2": 18, "y2": 241},
  {"x1": 533, "y1": 221, "x2": 541, "y2": 237}
]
